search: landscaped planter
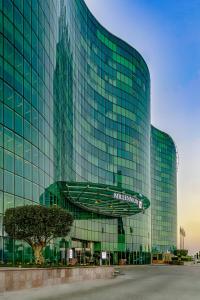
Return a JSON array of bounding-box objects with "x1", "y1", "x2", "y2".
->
[{"x1": 0, "y1": 266, "x2": 114, "y2": 293}]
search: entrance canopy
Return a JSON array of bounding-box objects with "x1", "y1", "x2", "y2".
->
[{"x1": 45, "y1": 181, "x2": 150, "y2": 217}]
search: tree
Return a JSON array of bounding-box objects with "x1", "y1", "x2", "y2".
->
[{"x1": 4, "y1": 205, "x2": 73, "y2": 265}]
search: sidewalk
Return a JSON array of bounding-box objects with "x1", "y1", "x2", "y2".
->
[{"x1": 0, "y1": 276, "x2": 119, "y2": 300}]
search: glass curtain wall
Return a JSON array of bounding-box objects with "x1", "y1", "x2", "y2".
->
[
  {"x1": 0, "y1": 0, "x2": 177, "y2": 265},
  {"x1": 0, "y1": 0, "x2": 59, "y2": 262},
  {"x1": 151, "y1": 126, "x2": 177, "y2": 254},
  {"x1": 58, "y1": 0, "x2": 151, "y2": 262}
]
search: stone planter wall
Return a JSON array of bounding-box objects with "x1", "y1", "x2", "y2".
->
[{"x1": 0, "y1": 266, "x2": 114, "y2": 292}]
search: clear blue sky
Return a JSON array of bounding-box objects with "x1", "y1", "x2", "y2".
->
[{"x1": 85, "y1": 0, "x2": 200, "y2": 254}]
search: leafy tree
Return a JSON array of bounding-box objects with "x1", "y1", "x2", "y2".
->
[{"x1": 4, "y1": 205, "x2": 73, "y2": 265}]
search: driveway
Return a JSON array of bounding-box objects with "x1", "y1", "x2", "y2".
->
[{"x1": 1, "y1": 264, "x2": 200, "y2": 300}]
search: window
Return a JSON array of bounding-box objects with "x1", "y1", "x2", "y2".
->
[
  {"x1": 24, "y1": 140, "x2": 31, "y2": 161},
  {"x1": 32, "y1": 145, "x2": 38, "y2": 166},
  {"x1": 24, "y1": 160, "x2": 31, "y2": 180},
  {"x1": 24, "y1": 179, "x2": 32, "y2": 200},
  {"x1": 4, "y1": 192, "x2": 14, "y2": 210},
  {"x1": 15, "y1": 113, "x2": 23, "y2": 135},
  {"x1": 32, "y1": 165, "x2": 38, "y2": 184},
  {"x1": 4, "y1": 171, "x2": 14, "y2": 193},
  {"x1": 4, "y1": 61, "x2": 14, "y2": 86},
  {"x1": 4, "y1": 150, "x2": 14, "y2": 172},
  {"x1": 4, "y1": 38, "x2": 14, "y2": 65},
  {"x1": 15, "y1": 29, "x2": 23, "y2": 53},
  {"x1": 15, "y1": 196, "x2": 24, "y2": 207},
  {"x1": 32, "y1": 183, "x2": 39, "y2": 202},
  {"x1": 15, "y1": 92, "x2": 23, "y2": 115},
  {"x1": 15, "y1": 175, "x2": 23, "y2": 197},
  {"x1": 24, "y1": 120, "x2": 31, "y2": 141},
  {"x1": 14, "y1": 6, "x2": 23, "y2": 33},
  {"x1": 4, "y1": 0, "x2": 13, "y2": 22},
  {"x1": 15, "y1": 71, "x2": 23, "y2": 94},
  {"x1": 15, "y1": 155, "x2": 23, "y2": 176},
  {"x1": 4, "y1": 17, "x2": 14, "y2": 44},
  {"x1": 4, "y1": 82, "x2": 14, "y2": 109},
  {"x1": 4, "y1": 127, "x2": 13, "y2": 151},
  {"x1": 32, "y1": 126, "x2": 38, "y2": 146},
  {"x1": 24, "y1": 20, "x2": 31, "y2": 43},
  {"x1": 15, "y1": 134, "x2": 23, "y2": 157},
  {"x1": 15, "y1": 49, "x2": 23, "y2": 75},
  {"x1": 24, "y1": 80, "x2": 31, "y2": 101},
  {"x1": 24, "y1": 100, "x2": 31, "y2": 121}
]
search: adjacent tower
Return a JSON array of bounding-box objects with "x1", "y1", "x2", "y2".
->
[{"x1": 151, "y1": 126, "x2": 177, "y2": 253}]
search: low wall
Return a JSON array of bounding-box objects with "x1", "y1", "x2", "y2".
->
[{"x1": 0, "y1": 266, "x2": 114, "y2": 292}]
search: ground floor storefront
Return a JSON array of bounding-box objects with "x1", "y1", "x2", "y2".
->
[
  {"x1": 0, "y1": 181, "x2": 152, "y2": 266},
  {"x1": 0, "y1": 237, "x2": 151, "y2": 266}
]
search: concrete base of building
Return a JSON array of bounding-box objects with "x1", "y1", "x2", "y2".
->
[{"x1": 0, "y1": 266, "x2": 114, "y2": 293}]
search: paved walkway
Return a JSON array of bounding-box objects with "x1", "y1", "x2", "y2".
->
[{"x1": 1, "y1": 264, "x2": 200, "y2": 300}]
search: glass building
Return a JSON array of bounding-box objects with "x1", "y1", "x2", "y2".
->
[
  {"x1": 151, "y1": 126, "x2": 177, "y2": 254},
  {"x1": 0, "y1": 0, "x2": 177, "y2": 264}
]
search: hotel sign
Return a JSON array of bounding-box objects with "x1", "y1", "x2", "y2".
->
[{"x1": 113, "y1": 192, "x2": 143, "y2": 209}]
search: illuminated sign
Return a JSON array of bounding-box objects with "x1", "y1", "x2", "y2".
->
[{"x1": 113, "y1": 192, "x2": 143, "y2": 209}]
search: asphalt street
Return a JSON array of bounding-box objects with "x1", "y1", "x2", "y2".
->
[{"x1": 1, "y1": 264, "x2": 200, "y2": 300}]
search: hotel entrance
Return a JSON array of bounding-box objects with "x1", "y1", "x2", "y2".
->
[
  {"x1": 71, "y1": 240, "x2": 96, "y2": 265},
  {"x1": 71, "y1": 240, "x2": 116, "y2": 266},
  {"x1": 44, "y1": 181, "x2": 151, "y2": 266}
]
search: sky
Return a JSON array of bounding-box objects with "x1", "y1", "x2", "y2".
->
[{"x1": 85, "y1": 0, "x2": 200, "y2": 255}]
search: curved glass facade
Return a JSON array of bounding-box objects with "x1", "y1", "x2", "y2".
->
[
  {"x1": 151, "y1": 126, "x2": 177, "y2": 253},
  {"x1": 0, "y1": 0, "x2": 176, "y2": 264},
  {"x1": 57, "y1": 0, "x2": 151, "y2": 259}
]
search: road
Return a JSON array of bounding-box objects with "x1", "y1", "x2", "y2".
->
[{"x1": 2, "y1": 264, "x2": 200, "y2": 300}]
